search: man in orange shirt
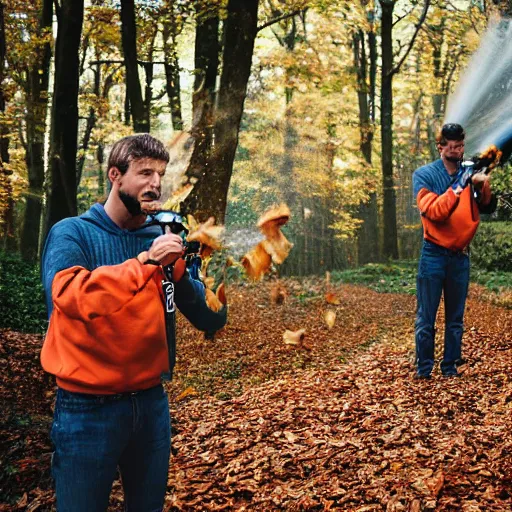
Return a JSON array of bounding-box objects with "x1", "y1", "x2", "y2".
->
[
  {"x1": 412, "y1": 124, "x2": 495, "y2": 379},
  {"x1": 41, "y1": 134, "x2": 226, "y2": 511}
]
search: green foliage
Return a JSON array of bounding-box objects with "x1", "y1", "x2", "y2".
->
[
  {"x1": 487, "y1": 165, "x2": 512, "y2": 220},
  {"x1": 331, "y1": 261, "x2": 418, "y2": 294},
  {"x1": 471, "y1": 222, "x2": 512, "y2": 272},
  {"x1": 332, "y1": 259, "x2": 512, "y2": 295},
  {"x1": 471, "y1": 268, "x2": 512, "y2": 293},
  {"x1": 0, "y1": 252, "x2": 47, "y2": 334}
]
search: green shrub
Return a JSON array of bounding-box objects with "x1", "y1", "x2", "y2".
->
[
  {"x1": 0, "y1": 252, "x2": 48, "y2": 333},
  {"x1": 471, "y1": 222, "x2": 512, "y2": 272}
]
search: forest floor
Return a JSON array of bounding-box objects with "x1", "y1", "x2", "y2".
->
[{"x1": 1, "y1": 278, "x2": 511, "y2": 511}]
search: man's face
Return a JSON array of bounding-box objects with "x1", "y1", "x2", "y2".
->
[
  {"x1": 113, "y1": 157, "x2": 167, "y2": 216},
  {"x1": 439, "y1": 140, "x2": 465, "y2": 163}
]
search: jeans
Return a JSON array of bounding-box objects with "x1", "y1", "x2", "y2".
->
[
  {"x1": 415, "y1": 240, "x2": 470, "y2": 376},
  {"x1": 51, "y1": 384, "x2": 171, "y2": 512}
]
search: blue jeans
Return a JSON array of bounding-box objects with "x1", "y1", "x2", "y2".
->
[
  {"x1": 51, "y1": 384, "x2": 171, "y2": 512},
  {"x1": 415, "y1": 240, "x2": 470, "y2": 376}
]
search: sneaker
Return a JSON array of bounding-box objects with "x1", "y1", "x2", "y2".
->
[{"x1": 442, "y1": 372, "x2": 460, "y2": 379}]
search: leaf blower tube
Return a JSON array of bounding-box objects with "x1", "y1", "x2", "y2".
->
[{"x1": 467, "y1": 127, "x2": 512, "y2": 173}]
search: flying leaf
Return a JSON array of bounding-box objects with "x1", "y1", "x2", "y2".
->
[
  {"x1": 261, "y1": 233, "x2": 293, "y2": 265},
  {"x1": 205, "y1": 288, "x2": 223, "y2": 312},
  {"x1": 241, "y1": 242, "x2": 272, "y2": 281},
  {"x1": 257, "y1": 204, "x2": 293, "y2": 264},
  {"x1": 187, "y1": 216, "x2": 224, "y2": 258},
  {"x1": 257, "y1": 204, "x2": 291, "y2": 234},
  {"x1": 325, "y1": 310, "x2": 336, "y2": 328}
]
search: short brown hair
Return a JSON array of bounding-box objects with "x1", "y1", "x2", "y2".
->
[
  {"x1": 108, "y1": 134, "x2": 170, "y2": 175},
  {"x1": 436, "y1": 123, "x2": 465, "y2": 146}
]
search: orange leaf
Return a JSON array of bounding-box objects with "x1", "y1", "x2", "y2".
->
[
  {"x1": 205, "y1": 288, "x2": 223, "y2": 312},
  {"x1": 257, "y1": 204, "x2": 291, "y2": 235},
  {"x1": 217, "y1": 283, "x2": 227, "y2": 305},
  {"x1": 176, "y1": 386, "x2": 198, "y2": 402},
  {"x1": 261, "y1": 232, "x2": 293, "y2": 265},
  {"x1": 187, "y1": 216, "x2": 224, "y2": 256},
  {"x1": 241, "y1": 242, "x2": 272, "y2": 281},
  {"x1": 257, "y1": 204, "x2": 293, "y2": 264},
  {"x1": 325, "y1": 292, "x2": 340, "y2": 305}
]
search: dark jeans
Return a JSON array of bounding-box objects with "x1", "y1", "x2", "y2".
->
[
  {"x1": 51, "y1": 384, "x2": 171, "y2": 512},
  {"x1": 415, "y1": 240, "x2": 470, "y2": 376}
]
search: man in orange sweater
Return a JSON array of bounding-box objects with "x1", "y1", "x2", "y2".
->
[
  {"x1": 412, "y1": 123, "x2": 495, "y2": 379},
  {"x1": 41, "y1": 134, "x2": 226, "y2": 511}
]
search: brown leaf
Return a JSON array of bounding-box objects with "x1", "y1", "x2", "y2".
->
[
  {"x1": 283, "y1": 328, "x2": 306, "y2": 346},
  {"x1": 271, "y1": 283, "x2": 287, "y2": 304},
  {"x1": 324, "y1": 310, "x2": 336, "y2": 328}
]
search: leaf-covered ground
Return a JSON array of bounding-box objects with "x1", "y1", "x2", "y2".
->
[{"x1": 1, "y1": 279, "x2": 511, "y2": 511}]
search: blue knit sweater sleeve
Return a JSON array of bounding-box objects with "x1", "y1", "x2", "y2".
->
[{"x1": 41, "y1": 219, "x2": 90, "y2": 314}]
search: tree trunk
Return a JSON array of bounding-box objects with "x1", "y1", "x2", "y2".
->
[
  {"x1": 162, "y1": 18, "x2": 183, "y2": 131},
  {"x1": 44, "y1": 0, "x2": 84, "y2": 238},
  {"x1": 184, "y1": 0, "x2": 259, "y2": 222},
  {"x1": 184, "y1": 6, "x2": 220, "y2": 196},
  {"x1": 353, "y1": 28, "x2": 379, "y2": 265},
  {"x1": 21, "y1": 0, "x2": 52, "y2": 260},
  {"x1": 120, "y1": 0, "x2": 148, "y2": 132},
  {"x1": 380, "y1": 0, "x2": 399, "y2": 259},
  {"x1": 77, "y1": 63, "x2": 100, "y2": 186}
]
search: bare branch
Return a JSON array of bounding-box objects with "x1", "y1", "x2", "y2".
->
[
  {"x1": 391, "y1": 0, "x2": 431, "y2": 76},
  {"x1": 257, "y1": 9, "x2": 304, "y2": 32},
  {"x1": 393, "y1": 7, "x2": 414, "y2": 27}
]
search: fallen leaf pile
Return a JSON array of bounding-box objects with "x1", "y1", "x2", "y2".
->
[{"x1": 1, "y1": 280, "x2": 511, "y2": 511}]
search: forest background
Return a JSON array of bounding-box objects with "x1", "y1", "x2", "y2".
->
[
  {"x1": 2, "y1": 1, "x2": 512, "y2": 509},
  {"x1": 1, "y1": 0, "x2": 512, "y2": 332}
]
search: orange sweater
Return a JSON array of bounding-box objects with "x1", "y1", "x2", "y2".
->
[
  {"x1": 41, "y1": 259, "x2": 169, "y2": 394},
  {"x1": 416, "y1": 184, "x2": 491, "y2": 251}
]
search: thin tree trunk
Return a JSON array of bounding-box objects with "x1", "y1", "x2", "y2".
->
[
  {"x1": 380, "y1": 0, "x2": 399, "y2": 259},
  {"x1": 162, "y1": 19, "x2": 183, "y2": 131},
  {"x1": 44, "y1": 0, "x2": 84, "y2": 238},
  {"x1": 76, "y1": 63, "x2": 100, "y2": 186},
  {"x1": 120, "y1": 0, "x2": 148, "y2": 132},
  {"x1": 353, "y1": 28, "x2": 379, "y2": 265},
  {"x1": 21, "y1": 0, "x2": 52, "y2": 260}
]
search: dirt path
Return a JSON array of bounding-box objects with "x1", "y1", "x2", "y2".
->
[{"x1": 1, "y1": 280, "x2": 511, "y2": 511}]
